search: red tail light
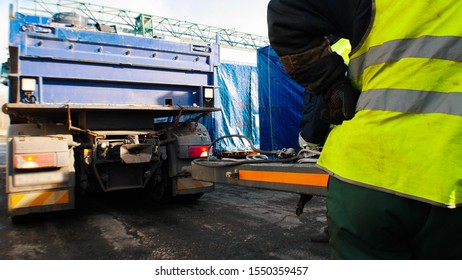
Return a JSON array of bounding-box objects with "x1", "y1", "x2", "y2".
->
[
  {"x1": 188, "y1": 145, "x2": 210, "y2": 158},
  {"x1": 13, "y1": 153, "x2": 57, "y2": 169}
]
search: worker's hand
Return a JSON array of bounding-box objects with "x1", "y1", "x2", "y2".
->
[{"x1": 321, "y1": 83, "x2": 360, "y2": 125}]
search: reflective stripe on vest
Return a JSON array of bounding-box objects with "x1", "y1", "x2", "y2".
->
[
  {"x1": 349, "y1": 36, "x2": 462, "y2": 82},
  {"x1": 357, "y1": 89, "x2": 462, "y2": 116},
  {"x1": 318, "y1": 0, "x2": 462, "y2": 207}
]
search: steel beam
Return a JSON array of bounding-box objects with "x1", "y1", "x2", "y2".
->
[{"x1": 192, "y1": 161, "x2": 328, "y2": 196}]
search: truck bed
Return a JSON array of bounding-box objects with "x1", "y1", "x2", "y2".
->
[{"x1": 7, "y1": 14, "x2": 220, "y2": 120}]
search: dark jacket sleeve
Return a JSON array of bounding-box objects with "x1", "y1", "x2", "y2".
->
[{"x1": 267, "y1": 0, "x2": 371, "y2": 95}]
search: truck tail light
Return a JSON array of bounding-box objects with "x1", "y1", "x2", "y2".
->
[
  {"x1": 188, "y1": 145, "x2": 210, "y2": 158},
  {"x1": 13, "y1": 153, "x2": 57, "y2": 169}
]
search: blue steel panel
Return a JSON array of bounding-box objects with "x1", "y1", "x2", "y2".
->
[
  {"x1": 17, "y1": 59, "x2": 213, "y2": 105},
  {"x1": 9, "y1": 15, "x2": 220, "y2": 108},
  {"x1": 22, "y1": 36, "x2": 216, "y2": 73},
  {"x1": 24, "y1": 15, "x2": 51, "y2": 25},
  {"x1": 41, "y1": 79, "x2": 202, "y2": 106},
  {"x1": 14, "y1": 21, "x2": 219, "y2": 73},
  {"x1": 19, "y1": 60, "x2": 212, "y2": 87}
]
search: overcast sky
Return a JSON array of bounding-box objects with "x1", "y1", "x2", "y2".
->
[{"x1": 0, "y1": 0, "x2": 270, "y2": 63}]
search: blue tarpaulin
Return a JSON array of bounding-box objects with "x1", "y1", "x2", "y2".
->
[
  {"x1": 204, "y1": 46, "x2": 305, "y2": 152},
  {"x1": 257, "y1": 46, "x2": 304, "y2": 151},
  {"x1": 206, "y1": 62, "x2": 260, "y2": 151}
]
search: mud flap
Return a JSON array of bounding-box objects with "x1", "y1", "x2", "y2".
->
[{"x1": 174, "y1": 177, "x2": 214, "y2": 196}]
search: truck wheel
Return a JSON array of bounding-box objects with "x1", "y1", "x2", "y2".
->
[
  {"x1": 149, "y1": 184, "x2": 171, "y2": 203},
  {"x1": 147, "y1": 169, "x2": 172, "y2": 203}
]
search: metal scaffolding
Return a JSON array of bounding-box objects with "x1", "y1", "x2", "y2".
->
[{"x1": 17, "y1": 0, "x2": 270, "y2": 49}]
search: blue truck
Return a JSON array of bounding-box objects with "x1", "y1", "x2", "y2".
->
[{"x1": 4, "y1": 9, "x2": 220, "y2": 220}]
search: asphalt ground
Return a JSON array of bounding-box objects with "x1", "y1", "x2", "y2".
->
[{"x1": 0, "y1": 138, "x2": 330, "y2": 260}]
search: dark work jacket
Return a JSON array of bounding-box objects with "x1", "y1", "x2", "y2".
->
[
  {"x1": 267, "y1": 0, "x2": 371, "y2": 144},
  {"x1": 267, "y1": 0, "x2": 371, "y2": 94}
]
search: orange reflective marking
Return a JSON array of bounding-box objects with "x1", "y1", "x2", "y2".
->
[
  {"x1": 11, "y1": 194, "x2": 26, "y2": 208},
  {"x1": 239, "y1": 170, "x2": 329, "y2": 187},
  {"x1": 177, "y1": 178, "x2": 210, "y2": 190},
  {"x1": 56, "y1": 191, "x2": 70, "y2": 204},
  {"x1": 10, "y1": 190, "x2": 70, "y2": 209},
  {"x1": 31, "y1": 192, "x2": 53, "y2": 207},
  {"x1": 177, "y1": 180, "x2": 187, "y2": 190}
]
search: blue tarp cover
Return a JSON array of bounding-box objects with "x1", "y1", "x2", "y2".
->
[
  {"x1": 206, "y1": 62, "x2": 259, "y2": 151},
  {"x1": 257, "y1": 46, "x2": 304, "y2": 151},
  {"x1": 205, "y1": 46, "x2": 305, "y2": 152}
]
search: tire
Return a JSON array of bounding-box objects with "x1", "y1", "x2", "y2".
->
[{"x1": 146, "y1": 167, "x2": 172, "y2": 203}]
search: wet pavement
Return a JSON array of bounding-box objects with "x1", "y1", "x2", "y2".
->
[{"x1": 0, "y1": 138, "x2": 330, "y2": 260}]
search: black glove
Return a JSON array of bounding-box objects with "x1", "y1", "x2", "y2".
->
[
  {"x1": 300, "y1": 90, "x2": 330, "y2": 145},
  {"x1": 321, "y1": 83, "x2": 360, "y2": 125}
]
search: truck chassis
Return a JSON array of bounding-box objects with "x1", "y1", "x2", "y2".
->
[{"x1": 5, "y1": 10, "x2": 220, "y2": 219}]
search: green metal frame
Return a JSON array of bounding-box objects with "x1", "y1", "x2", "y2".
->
[{"x1": 18, "y1": 0, "x2": 269, "y2": 49}]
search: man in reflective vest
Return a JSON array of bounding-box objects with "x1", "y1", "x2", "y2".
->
[{"x1": 268, "y1": 0, "x2": 462, "y2": 259}]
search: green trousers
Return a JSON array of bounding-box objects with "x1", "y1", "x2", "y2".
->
[{"x1": 327, "y1": 176, "x2": 462, "y2": 259}]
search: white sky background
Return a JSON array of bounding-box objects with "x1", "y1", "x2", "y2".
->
[{"x1": 0, "y1": 0, "x2": 271, "y2": 64}]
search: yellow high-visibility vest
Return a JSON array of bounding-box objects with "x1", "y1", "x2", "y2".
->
[
  {"x1": 318, "y1": 0, "x2": 462, "y2": 207},
  {"x1": 331, "y1": 38, "x2": 351, "y2": 64}
]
